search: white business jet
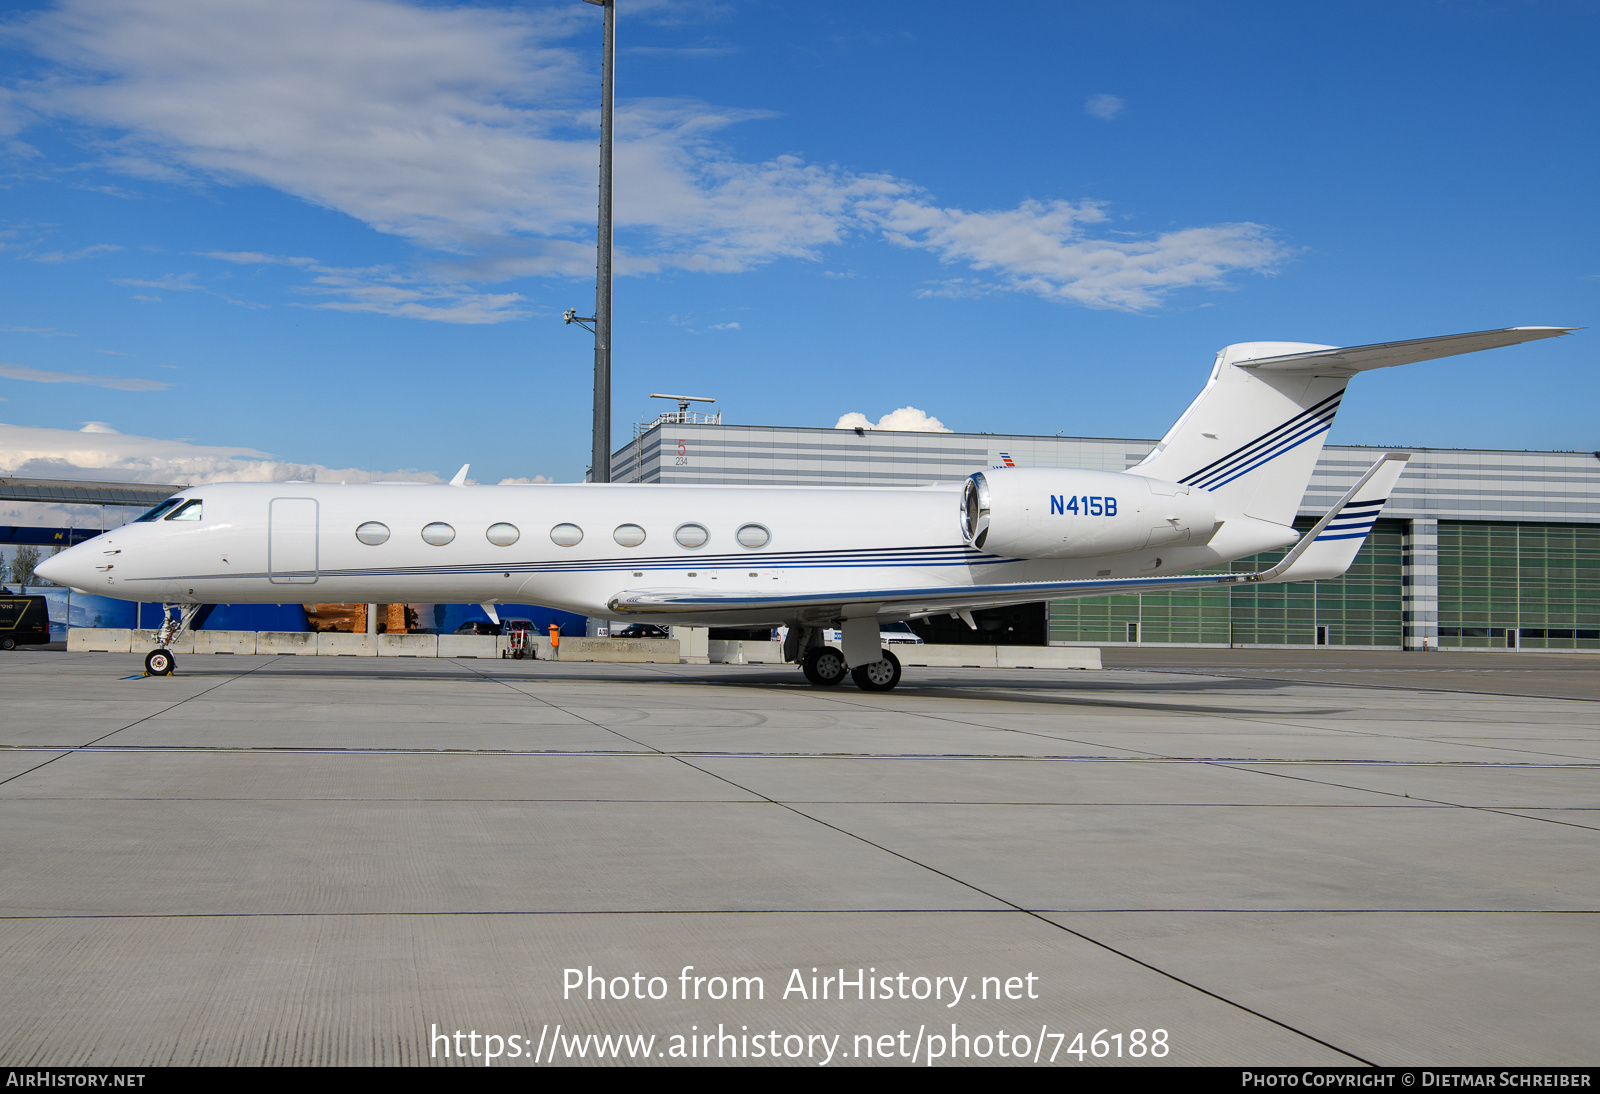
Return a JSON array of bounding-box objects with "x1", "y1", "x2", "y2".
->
[{"x1": 38, "y1": 326, "x2": 1572, "y2": 686}]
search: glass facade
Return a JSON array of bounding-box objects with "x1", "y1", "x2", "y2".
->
[
  {"x1": 1438, "y1": 522, "x2": 1600, "y2": 650},
  {"x1": 1049, "y1": 519, "x2": 1406, "y2": 647}
]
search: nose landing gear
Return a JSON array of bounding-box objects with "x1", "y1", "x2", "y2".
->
[{"x1": 142, "y1": 603, "x2": 202, "y2": 676}]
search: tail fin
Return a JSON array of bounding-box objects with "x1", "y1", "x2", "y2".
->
[
  {"x1": 1251, "y1": 453, "x2": 1410, "y2": 583},
  {"x1": 1132, "y1": 341, "x2": 1346, "y2": 527},
  {"x1": 1132, "y1": 327, "x2": 1573, "y2": 528}
]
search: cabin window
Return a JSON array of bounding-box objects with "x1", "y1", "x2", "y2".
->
[
  {"x1": 134, "y1": 498, "x2": 183, "y2": 522},
  {"x1": 355, "y1": 522, "x2": 390, "y2": 545},
  {"x1": 613, "y1": 524, "x2": 646, "y2": 547},
  {"x1": 421, "y1": 522, "x2": 456, "y2": 546},
  {"x1": 166, "y1": 499, "x2": 203, "y2": 521},
  {"x1": 486, "y1": 522, "x2": 520, "y2": 547},
  {"x1": 735, "y1": 523, "x2": 770, "y2": 549},
  {"x1": 550, "y1": 523, "x2": 583, "y2": 546},
  {"x1": 674, "y1": 523, "x2": 709, "y2": 549}
]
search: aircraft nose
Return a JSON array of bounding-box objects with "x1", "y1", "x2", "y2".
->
[{"x1": 34, "y1": 544, "x2": 91, "y2": 588}]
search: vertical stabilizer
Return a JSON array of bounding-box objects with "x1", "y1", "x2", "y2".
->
[{"x1": 1132, "y1": 342, "x2": 1347, "y2": 527}]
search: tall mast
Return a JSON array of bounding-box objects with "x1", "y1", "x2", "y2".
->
[
  {"x1": 591, "y1": 0, "x2": 614, "y2": 483},
  {"x1": 569, "y1": 0, "x2": 615, "y2": 483}
]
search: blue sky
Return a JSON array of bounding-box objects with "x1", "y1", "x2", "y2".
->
[{"x1": 0, "y1": 0, "x2": 1595, "y2": 504}]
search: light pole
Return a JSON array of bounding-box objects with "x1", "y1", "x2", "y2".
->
[{"x1": 567, "y1": 0, "x2": 615, "y2": 483}]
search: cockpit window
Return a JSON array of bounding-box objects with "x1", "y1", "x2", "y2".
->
[
  {"x1": 134, "y1": 498, "x2": 183, "y2": 522},
  {"x1": 165, "y1": 499, "x2": 203, "y2": 521}
]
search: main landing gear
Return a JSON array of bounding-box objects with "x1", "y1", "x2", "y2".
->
[
  {"x1": 851, "y1": 649, "x2": 902, "y2": 692},
  {"x1": 802, "y1": 646, "x2": 902, "y2": 691},
  {"x1": 802, "y1": 646, "x2": 848, "y2": 686}
]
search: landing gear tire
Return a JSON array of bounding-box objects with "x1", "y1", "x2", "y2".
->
[
  {"x1": 145, "y1": 648, "x2": 175, "y2": 676},
  {"x1": 0, "y1": 637, "x2": 15, "y2": 651},
  {"x1": 851, "y1": 649, "x2": 902, "y2": 692},
  {"x1": 802, "y1": 646, "x2": 848, "y2": 686}
]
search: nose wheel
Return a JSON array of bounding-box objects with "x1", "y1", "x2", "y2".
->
[{"x1": 144, "y1": 648, "x2": 175, "y2": 676}]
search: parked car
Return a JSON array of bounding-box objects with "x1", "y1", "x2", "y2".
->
[
  {"x1": 613, "y1": 623, "x2": 669, "y2": 639},
  {"x1": 0, "y1": 594, "x2": 51, "y2": 650},
  {"x1": 454, "y1": 620, "x2": 501, "y2": 636},
  {"x1": 878, "y1": 622, "x2": 925, "y2": 644},
  {"x1": 812, "y1": 623, "x2": 923, "y2": 645}
]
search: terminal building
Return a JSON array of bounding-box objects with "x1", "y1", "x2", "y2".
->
[{"x1": 611, "y1": 412, "x2": 1600, "y2": 652}]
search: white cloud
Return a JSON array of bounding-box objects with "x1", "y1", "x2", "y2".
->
[
  {"x1": 878, "y1": 199, "x2": 1288, "y2": 310},
  {"x1": 0, "y1": 420, "x2": 569, "y2": 525},
  {"x1": 9, "y1": 0, "x2": 1288, "y2": 314},
  {"x1": 1, "y1": 326, "x2": 76, "y2": 337},
  {"x1": 708, "y1": 321, "x2": 739, "y2": 330},
  {"x1": 1084, "y1": 93, "x2": 1125, "y2": 121},
  {"x1": 32, "y1": 243, "x2": 122, "y2": 263},
  {"x1": 0, "y1": 363, "x2": 170, "y2": 391},
  {"x1": 496, "y1": 475, "x2": 555, "y2": 485},
  {"x1": 834, "y1": 406, "x2": 951, "y2": 432},
  {"x1": 204, "y1": 251, "x2": 318, "y2": 267},
  {"x1": 113, "y1": 273, "x2": 201, "y2": 291},
  {"x1": 0, "y1": 419, "x2": 446, "y2": 488}
]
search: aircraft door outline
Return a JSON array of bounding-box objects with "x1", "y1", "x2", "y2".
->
[{"x1": 268, "y1": 497, "x2": 319, "y2": 584}]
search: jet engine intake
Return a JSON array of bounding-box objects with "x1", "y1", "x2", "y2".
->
[{"x1": 960, "y1": 468, "x2": 1216, "y2": 559}]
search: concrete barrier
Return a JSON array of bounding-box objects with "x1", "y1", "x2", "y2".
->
[
  {"x1": 194, "y1": 630, "x2": 257, "y2": 655},
  {"x1": 896, "y1": 644, "x2": 1100, "y2": 669},
  {"x1": 996, "y1": 646, "x2": 1099, "y2": 670},
  {"x1": 709, "y1": 640, "x2": 786, "y2": 665},
  {"x1": 671, "y1": 626, "x2": 709, "y2": 664},
  {"x1": 437, "y1": 634, "x2": 500, "y2": 659},
  {"x1": 891, "y1": 644, "x2": 990, "y2": 668},
  {"x1": 316, "y1": 632, "x2": 379, "y2": 657},
  {"x1": 130, "y1": 631, "x2": 194, "y2": 655},
  {"x1": 379, "y1": 634, "x2": 438, "y2": 658},
  {"x1": 554, "y1": 637, "x2": 679, "y2": 663},
  {"x1": 62, "y1": 628, "x2": 1101, "y2": 671},
  {"x1": 257, "y1": 631, "x2": 318, "y2": 655},
  {"x1": 68, "y1": 628, "x2": 131, "y2": 653}
]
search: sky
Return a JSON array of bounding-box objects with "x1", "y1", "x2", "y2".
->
[{"x1": 1, "y1": 0, "x2": 1596, "y2": 526}]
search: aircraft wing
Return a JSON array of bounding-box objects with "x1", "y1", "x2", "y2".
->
[
  {"x1": 1235, "y1": 326, "x2": 1574, "y2": 374},
  {"x1": 607, "y1": 454, "x2": 1411, "y2": 625},
  {"x1": 609, "y1": 569, "x2": 1256, "y2": 624}
]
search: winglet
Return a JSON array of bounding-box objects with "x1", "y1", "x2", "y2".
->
[
  {"x1": 449, "y1": 464, "x2": 470, "y2": 487},
  {"x1": 1250, "y1": 453, "x2": 1410, "y2": 583}
]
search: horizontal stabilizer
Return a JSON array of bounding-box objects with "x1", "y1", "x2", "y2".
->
[
  {"x1": 1249, "y1": 453, "x2": 1410, "y2": 583},
  {"x1": 1236, "y1": 327, "x2": 1573, "y2": 375}
]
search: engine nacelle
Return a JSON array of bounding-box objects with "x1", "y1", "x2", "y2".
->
[{"x1": 960, "y1": 468, "x2": 1217, "y2": 559}]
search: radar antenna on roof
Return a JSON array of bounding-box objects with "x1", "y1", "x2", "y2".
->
[{"x1": 650, "y1": 393, "x2": 716, "y2": 414}]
